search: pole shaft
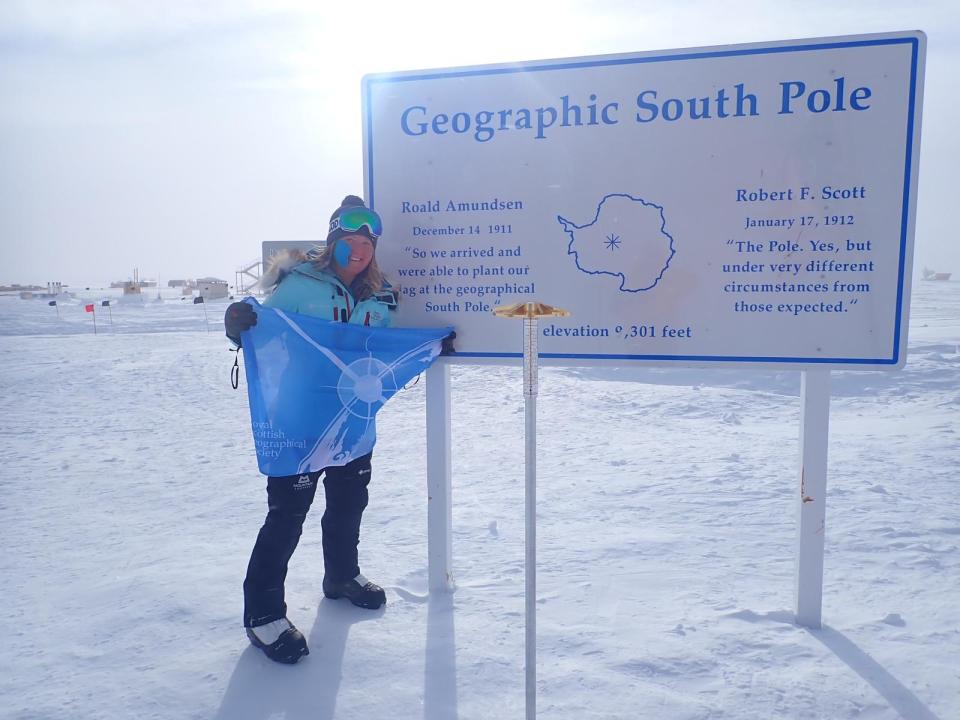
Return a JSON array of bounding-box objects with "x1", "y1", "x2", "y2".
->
[{"x1": 523, "y1": 316, "x2": 537, "y2": 720}]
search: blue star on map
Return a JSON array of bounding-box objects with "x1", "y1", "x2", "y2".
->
[{"x1": 605, "y1": 233, "x2": 621, "y2": 250}]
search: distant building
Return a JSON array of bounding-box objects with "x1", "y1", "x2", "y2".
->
[
  {"x1": 0, "y1": 283, "x2": 42, "y2": 293},
  {"x1": 20, "y1": 282, "x2": 73, "y2": 300},
  {"x1": 197, "y1": 277, "x2": 229, "y2": 300},
  {"x1": 922, "y1": 267, "x2": 952, "y2": 281}
]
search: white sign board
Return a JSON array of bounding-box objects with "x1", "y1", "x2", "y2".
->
[
  {"x1": 364, "y1": 31, "x2": 925, "y2": 368},
  {"x1": 261, "y1": 240, "x2": 324, "y2": 271}
]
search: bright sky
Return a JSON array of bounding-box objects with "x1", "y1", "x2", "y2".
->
[{"x1": 1, "y1": 0, "x2": 957, "y2": 287}]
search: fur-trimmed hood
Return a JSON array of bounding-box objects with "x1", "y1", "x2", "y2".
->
[{"x1": 258, "y1": 249, "x2": 310, "y2": 292}]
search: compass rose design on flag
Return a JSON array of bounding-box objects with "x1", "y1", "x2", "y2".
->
[{"x1": 239, "y1": 298, "x2": 453, "y2": 476}]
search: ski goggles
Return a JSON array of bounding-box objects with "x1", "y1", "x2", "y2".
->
[{"x1": 329, "y1": 207, "x2": 383, "y2": 239}]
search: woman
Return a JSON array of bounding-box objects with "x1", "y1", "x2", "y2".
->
[{"x1": 225, "y1": 196, "x2": 397, "y2": 664}]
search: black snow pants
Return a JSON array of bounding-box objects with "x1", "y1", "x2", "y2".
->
[{"x1": 242, "y1": 452, "x2": 373, "y2": 628}]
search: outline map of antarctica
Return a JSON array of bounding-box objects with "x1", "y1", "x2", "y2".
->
[{"x1": 558, "y1": 193, "x2": 675, "y2": 292}]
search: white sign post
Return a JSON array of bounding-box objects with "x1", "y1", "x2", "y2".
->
[
  {"x1": 796, "y1": 369, "x2": 832, "y2": 628},
  {"x1": 363, "y1": 27, "x2": 925, "y2": 654},
  {"x1": 425, "y1": 362, "x2": 453, "y2": 592}
]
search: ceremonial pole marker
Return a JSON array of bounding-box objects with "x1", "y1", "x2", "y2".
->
[{"x1": 494, "y1": 301, "x2": 570, "y2": 720}]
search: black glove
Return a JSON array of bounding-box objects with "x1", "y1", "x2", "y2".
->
[
  {"x1": 225, "y1": 302, "x2": 257, "y2": 346},
  {"x1": 440, "y1": 331, "x2": 456, "y2": 356}
]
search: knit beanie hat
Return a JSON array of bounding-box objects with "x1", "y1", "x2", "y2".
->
[{"x1": 327, "y1": 195, "x2": 381, "y2": 246}]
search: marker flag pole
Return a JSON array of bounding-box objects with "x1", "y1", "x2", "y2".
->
[
  {"x1": 84, "y1": 303, "x2": 97, "y2": 334},
  {"x1": 194, "y1": 295, "x2": 208, "y2": 331},
  {"x1": 494, "y1": 301, "x2": 570, "y2": 720}
]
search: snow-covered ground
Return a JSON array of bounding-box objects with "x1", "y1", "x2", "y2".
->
[{"x1": 1, "y1": 282, "x2": 957, "y2": 720}]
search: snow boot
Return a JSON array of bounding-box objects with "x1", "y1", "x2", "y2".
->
[
  {"x1": 245, "y1": 618, "x2": 309, "y2": 664},
  {"x1": 322, "y1": 573, "x2": 387, "y2": 610}
]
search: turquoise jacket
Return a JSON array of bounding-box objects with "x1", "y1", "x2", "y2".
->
[{"x1": 264, "y1": 262, "x2": 396, "y2": 328}]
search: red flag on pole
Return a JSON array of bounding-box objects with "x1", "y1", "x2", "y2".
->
[{"x1": 86, "y1": 302, "x2": 98, "y2": 334}]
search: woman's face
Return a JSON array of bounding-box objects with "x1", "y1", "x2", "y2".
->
[{"x1": 337, "y1": 234, "x2": 375, "y2": 275}]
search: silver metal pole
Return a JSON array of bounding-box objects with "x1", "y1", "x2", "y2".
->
[
  {"x1": 493, "y1": 301, "x2": 569, "y2": 720},
  {"x1": 523, "y1": 316, "x2": 538, "y2": 720}
]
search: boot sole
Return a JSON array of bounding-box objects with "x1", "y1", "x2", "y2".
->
[
  {"x1": 323, "y1": 590, "x2": 386, "y2": 610},
  {"x1": 246, "y1": 627, "x2": 310, "y2": 664}
]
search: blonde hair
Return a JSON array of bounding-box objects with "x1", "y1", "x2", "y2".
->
[{"x1": 310, "y1": 241, "x2": 388, "y2": 301}]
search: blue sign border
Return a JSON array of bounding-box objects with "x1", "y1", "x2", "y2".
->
[{"x1": 364, "y1": 34, "x2": 923, "y2": 366}]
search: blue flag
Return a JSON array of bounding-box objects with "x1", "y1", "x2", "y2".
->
[{"x1": 240, "y1": 298, "x2": 452, "y2": 476}]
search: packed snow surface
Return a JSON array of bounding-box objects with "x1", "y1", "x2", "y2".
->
[{"x1": 1, "y1": 282, "x2": 958, "y2": 719}]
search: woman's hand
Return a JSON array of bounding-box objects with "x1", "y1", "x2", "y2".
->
[
  {"x1": 225, "y1": 302, "x2": 257, "y2": 346},
  {"x1": 440, "y1": 331, "x2": 457, "y2": 355}
]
